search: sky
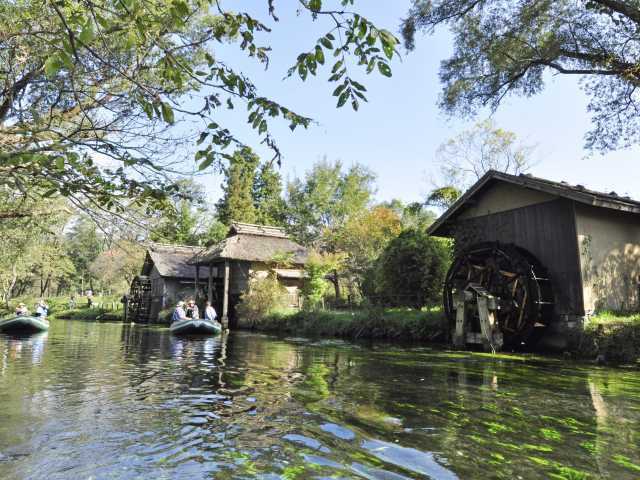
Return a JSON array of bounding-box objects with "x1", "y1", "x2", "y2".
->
[{"x1": 188, "y1": 1, "x2": 640, "y2": 205}]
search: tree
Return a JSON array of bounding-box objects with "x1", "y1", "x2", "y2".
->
[
  {"x1": 286, "y1": 159, "x2": 375, "y2": 298},
  {"x1": 150, "y1": 179, "x2": 214, "y2": 246},
  {"x1": 302, "y1": 251, "x2": 344, "y2": 310},
  {"x1": 426, "y1": 119, "x2": 535, "y2": 209},
  {"x1": 366, "y1": 229, "x2": 450, "y2": 309},
  {"x1": 1, "y1": 0, "x2": 399, "y2": 218},
  {"x1": 334, "y1": 206, "x2": 402, "y2": 289},
  {"x1": 66, "y1": 215, "x2": 105, "y2": 289},
  {"x1": 402, "y1": 0, "x2": 640, "y2": 151},
  {"x1": 89, "y1": 241, "x2": 145, "y2": 292},
  {"x1": 286, "y1": 159, "x2": 376, "y2": 247},
  {"x1": 217, "y1": 148, "x2": 260, "y2": 225},
  {"x1": 253, "y1": 163, "x2": 286, "y2": 226}
]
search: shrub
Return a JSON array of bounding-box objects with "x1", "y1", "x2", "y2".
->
[
  {"x1": 236, "y1": 274, "x2": 288, "y2": 327},
  {"x1": 367, "y1": 228, "x2": 451, "y2": 309}
]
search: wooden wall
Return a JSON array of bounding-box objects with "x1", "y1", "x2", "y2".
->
[{"x1": 455, "y1": 198, "x2": 584, "y2": 318}]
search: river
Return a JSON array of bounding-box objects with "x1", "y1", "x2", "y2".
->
[{"x1": 0, "y1": 320, "x2": 639, "y2": 479}]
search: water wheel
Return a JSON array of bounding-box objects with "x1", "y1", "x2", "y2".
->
[
  {"x1": 127, "y1": 276, "x2": 152, "y2": 323},
  {"x1": 444, "y1": 242, "x2": 554, "y2": 348}
]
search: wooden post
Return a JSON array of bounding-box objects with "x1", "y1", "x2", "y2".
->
[
  {"x1": 207, "y1": 262, "x2": 213, "y2": 305},
  {"x1": 452, "y1": 291, "x2": 467, "y2": 347},
  {"x1": 195, "y1": 264, "x2": 200, "y2": 298},
  {"x1": 222, "y1": 260, "x2": 230, "y2": 329}
]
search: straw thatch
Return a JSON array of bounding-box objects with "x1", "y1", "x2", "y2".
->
[
  {"x1": 192, "y1": 222, "x2": 308, "y2": 265},
  {"x1": 142, "y1": 244, "x2": 209, "y2": 279}
]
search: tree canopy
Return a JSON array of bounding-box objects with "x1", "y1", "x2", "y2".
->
[
  {"x1": 1, "y1": 0, "x2": 399, "y2": 219},
  {"x1": 426, "y1": 119, "x2": 535, "y2": 209},
  {"x1": 402, "y1": 0, "x2": 640, "y2": 151}
]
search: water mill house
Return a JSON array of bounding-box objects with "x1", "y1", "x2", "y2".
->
[
  {"x1": 189, "y1": 222, "x2": 309, "y2": 328},
  {"x1": 127, "y1": 223, "x2": 308, "y2": 325},
  {"x1": 428, "y1": 170, "x2": 640, "y2": 350}
]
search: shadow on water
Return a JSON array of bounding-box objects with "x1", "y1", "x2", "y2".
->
[{"x1": 0, "y1": 321, "x2": 639, "y2": 479}]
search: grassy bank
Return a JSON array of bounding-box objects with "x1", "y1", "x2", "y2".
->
[
  {"x1": 247, "y1": 308, "x2": 640, "y2": 364},
  {"x1": 573, "y1": 312, "x2": 640, "y2": 364},
  {"x1": 1, "y1": 295, "x2": 124, "y2": 322},
  {"x1": 244, "y1": 307, "x2": 447, "y2": 342},
  {"x1": 52, "y1": 307, "x2": 123, "y2": 322}
]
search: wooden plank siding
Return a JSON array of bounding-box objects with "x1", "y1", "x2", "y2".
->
[{"x1": 454, "y1": 198, "x2": 584, "y2": 318}]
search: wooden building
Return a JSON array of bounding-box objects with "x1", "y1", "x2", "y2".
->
[
  {"x1": 131, "y1": 244, "x2": 209, "y2": 322},
  {"x1": 429, "y1": 171, "x2": 640, "y2": 346},
  {"x1": 190, "y1": 222, "x2": 308, "y2": 327}
]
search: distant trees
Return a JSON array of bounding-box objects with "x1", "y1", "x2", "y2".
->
[
  {"x1": 402, "y1": 0, "x2": 640, "y2": 152},
  {"x1": 217, "y1": 147, "x2": 286, "y2": 227},
  {"x1": 426, "y1": 120, "x2": 536, "y2": 209}
]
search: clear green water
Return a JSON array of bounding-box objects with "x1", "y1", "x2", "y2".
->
[{"x1": 1, "y1": 320, "x2": 639, "y2": 479}]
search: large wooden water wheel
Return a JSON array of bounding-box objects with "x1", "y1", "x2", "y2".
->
[
  {"x1": 127, "y1": 276, "x2": 152, "y2": 323},
  {"x1": 444, "y1": 242, "x2": 554, "y2": 348}
]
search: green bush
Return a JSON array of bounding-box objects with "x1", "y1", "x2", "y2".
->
[
  {"x1": 236, "y1": 274, "x2": 288, "y2": 327},
  {"x1": 365, "y1": 228, "x2": 451, "y2": 309}
]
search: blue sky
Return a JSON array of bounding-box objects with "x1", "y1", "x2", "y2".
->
[{"x1": 191, "y1": 1, "x2": 640, "y2": 204}]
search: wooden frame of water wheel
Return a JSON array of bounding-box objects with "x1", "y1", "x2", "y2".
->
[{"x1": 443, "y1": 242, "x2": 554, "y2": 348}]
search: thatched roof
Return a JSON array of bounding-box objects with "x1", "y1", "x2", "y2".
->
[
  {"x1": 142, "y1": 244, "x2": 210, "y2": 279},
  {"x1": 192, "y1": 222, "x2": 308, "y2": 265},
  {"x1": 429, "y1": 170, "x2": 640, "y2": 237}
]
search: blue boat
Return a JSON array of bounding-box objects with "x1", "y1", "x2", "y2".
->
[
  {"x1": 170, "y1": 318, "x2": 222, "y2": 336},
  {"x1": 0, "y1": 316, "x2": 50, "y2": 334}
]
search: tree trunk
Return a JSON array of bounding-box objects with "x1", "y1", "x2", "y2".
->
[
  {"x1": 332, "y1": 270, "x2": 341, "y2": 300},
  {"x1": 3, "y1": 264, "x2": 18, "y2": 307}
]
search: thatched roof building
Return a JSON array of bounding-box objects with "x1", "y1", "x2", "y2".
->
[
  {"x1": 195, "y1": 223, "x2": 308, "y2": 265},
  {"x1": 142, "y1": 244, "x2": 209, "y2": 279},
  {"x1": 191, "y1": 222, "x2": 309, "y2": 327}
]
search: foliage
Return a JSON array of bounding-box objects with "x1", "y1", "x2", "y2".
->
[
  {"x1": 425, "y1": 187, "x2": 461, "y2": 210},
  {"x1": 236, "y1": 274, "x2": 288, "y2": 327},
  {"x1": 366, "y1": 228, "x2": 451, "y2": 309},
  {"x1": 253, "y1": 162, "x2": 286, "y2": 226},
  {"x1": 217, "y1": 147, "x2": 260, "y2": 225},
  {"x1": 88, "y1": 241, "x2": 145, "y2": 292},
  {"x1": 286, "y1": 159, "x2": 376, "y2": 248},
  {"x1": 65, "y1": 215, "x2": 105, "y2": 288},
  {"x1": 1, "y1": 0, "x2": 398, "y2": 217},
  {"x1": 402, "y1": 0, "x2": 640, "y2": 151},
  {"x1": 257, "y1": 306, "x2": 446, "y2": 341},
  {"x1": 302, "y1": 251, "x2": 344, "y2": 310},
  {"x1": 426, "y1": 119, "x2": 535, "y2": 209},
  {"x1": 334, "y1": 206, "x2": 402, "y2": 284}
]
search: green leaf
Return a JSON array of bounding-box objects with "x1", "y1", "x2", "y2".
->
[
  {"x1": 377, "y1": 62, "x2": 392, "y2": 77},
  {"x1": 320, "y1": 37, "x2": 333, "y2": 49},
  {"x1": 309, "y1": 0, "x2": 322, "y2": 12},
  {"x1": 161, "y1": 102, "x2": 175, "y2": 124},
  {"x1": 56, "y1": 156, "x2": 65, "y2": 170},
  {"x1": 315, "y1": 45, "x2": 325, "y2": 65},
  {"x1": 337, "y1": 90, "x2": 349, "y2": 108},
  {"x1": 79, "y1": 22, "x2": 95, "y2": 44},
  {"x1": 199, "y1": 156, "x2": 214, "y2": 171},
  {"x1": 44, "y1": 55, "x2": 63, "y2": 78}
]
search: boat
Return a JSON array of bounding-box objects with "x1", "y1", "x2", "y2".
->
[
  {"x1": 170, "y1": 318, "x2": 222, "y2": 336},
  {"x1": 0, "y1": 316, "x2": 50, "y2": 334}
]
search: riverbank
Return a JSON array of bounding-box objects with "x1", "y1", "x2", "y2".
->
[
  {"x1": 242, "y1": 307, "x2": 447, "y2": 342},
  {"x1": 245, "y1": 308, "x2": 640, "y2": 364}
]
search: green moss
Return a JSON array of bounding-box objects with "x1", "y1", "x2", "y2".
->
[
  {"x1": 540, "y1": 428, "x2": 562, "y2": 442},
  {"x1": 612, "y1": 455, "x2": 640, "y2": 473}
]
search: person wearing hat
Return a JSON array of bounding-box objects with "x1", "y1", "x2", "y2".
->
[
  {"x1": 15, "y1": 303, "x2": 29, "y2": 316},
  {"x1": 172, "y1": 301, "x2": 187, "y2": 323},
  {"x1": 35, "y1": 299, "x2": 49, "y2": 318},
  {"x1": 186, "y1": 299, "x2": 199, "y2": 319}
]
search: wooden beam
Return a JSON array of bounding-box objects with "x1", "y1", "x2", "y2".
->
[
  {"x1": 222, "y1": 260, "x2": 230, "y2": 329},
  {"x1": 208, "y1": 262, "x2": 213, "y2": 305},
  {"x1": 195, "y1": 264, "x2": 200, "y2": 298}
]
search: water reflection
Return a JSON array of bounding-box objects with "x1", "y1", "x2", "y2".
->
[{"x1": 0, "y1": 322, "x2": 639, "y2": 479}]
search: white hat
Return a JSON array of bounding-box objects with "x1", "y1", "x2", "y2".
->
[{"x1": 177, "y1": 301, "x2": 185, "y2": 307}]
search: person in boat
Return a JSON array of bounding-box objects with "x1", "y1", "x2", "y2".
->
[
  {"x1": 172, "y1": 301, "x2": 187, "y2": 323},
  {"x1": 186, "y1": 299, "x2": 199, "y2": 319},
  {"x1": 15, "y1": 303, "x2": 29, "y2": 316},
  {"x1": 35, "y1": 299, "x2": 49, "y2": 318},
  {"x1": 204, "y1": 301, "x2": 217, "y2": 323}
]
